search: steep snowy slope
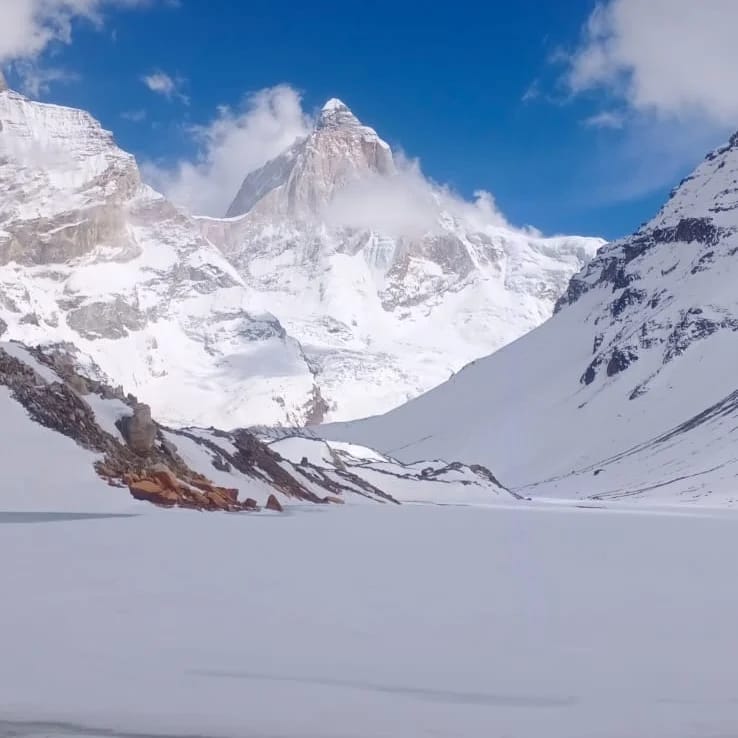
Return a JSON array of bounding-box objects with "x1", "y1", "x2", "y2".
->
[
  {"x1": 201, "y1": 99, "x2": 603, "y2": 421},
  {"x1": 0, "y1": 86, "x2": 323, "y2": 427},
  {"x1": 322, "y1": 131, "x2": 738, "y2": 504}
]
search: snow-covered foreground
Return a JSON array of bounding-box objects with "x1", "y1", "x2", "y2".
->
[{"x1": 3, "y1": 502, "x2": 738, "y2": 738}]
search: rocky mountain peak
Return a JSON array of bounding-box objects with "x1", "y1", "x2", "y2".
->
[
  {"x1": 316, "y1": 98, "x2": 360, "y2": 129},
  {"x1": 225, "y1": 96, "x2": 395, "y2": 220}
]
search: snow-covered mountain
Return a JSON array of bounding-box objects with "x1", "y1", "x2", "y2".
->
[
  {"x1": 322, "y1": 130, "x2": 738, "y2": 505},
  {"x1": 0, "y1": 88, "x2": 599, "y2": 427},
  {"x1": 200, "y1": 99, "x2": 604, "y2": 421},
  {"x1": 0, "y1": 85, "x2": 326, "y2": 427}
]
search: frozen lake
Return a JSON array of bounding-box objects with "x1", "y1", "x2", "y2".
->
[{"x1": 2, "y1": 501, "x2": 738, "y2": 738}]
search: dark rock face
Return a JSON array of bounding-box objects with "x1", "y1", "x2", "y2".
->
[
  {"x1": 652, "y1": 217, "x2": 719, "y2": 247},
  {"x1": 606, "y1": 349, "x2": 638, "y2": 378},
  {"x1": 611, "y1": 288, "x2": 646, "y2": 318},
  {"x1": 0, "y1": 318, "x2": 6, "y2": 337},
  {"x1": 118, "y1": 403, "x2": 157, "y2": 456}
]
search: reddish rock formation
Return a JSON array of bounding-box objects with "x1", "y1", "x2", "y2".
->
[
  {"x1": 266, "y1": 494, "x2": 284, "y2": 512},
  {"x1": 126, "y1": 468, "x2": 258, "y2": 512},
  {"x1": 129, "y1": 479, "x2": 179, "y2": 507}
]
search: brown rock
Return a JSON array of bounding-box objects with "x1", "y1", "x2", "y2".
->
[
  {"x1": 204, "y1": 489, "x2": 231, "y2": 509},
  {"x1": 150, "y1": 465, "x2": 180, "y2": 492},
  {"x1": 129, "y1": 479, "x2": 178, "y2": 507},
  {"x1": 265, "y1": 494, "x2": 284, "y2": 512},
  {"x1": 243, "y1": 498, "x2": 258, "y2": 510},
  {"x1": 323, "y1": 495, "x2": 345, "y2": 505},
  {"x1": 221, "y1": 488, "x2": 239, "y2": 504}
]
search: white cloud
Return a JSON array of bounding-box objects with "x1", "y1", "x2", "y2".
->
[
  {"x1": 324, "y1": 154, "x2": 510, "y2": 239},
  {"x1": 565, "y1": 0, "x2": 738, "y2": 125},
  {"x1": 549, "y1": 0, "x2": 738, "y2": 211},
  {"x1": 141, "y1": 70, "x2": 188, "y2": 103},
  {"x1": 583, "y1": 111, "x2": 624, "y2": 129},
  {"x1": 0, "y1": 0, "x2": 156, "y2": 64},
  {"x1": 144, "y1": 84, "x2": 312, "y2": 217}
]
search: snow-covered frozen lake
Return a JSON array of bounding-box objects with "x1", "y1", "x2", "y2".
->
[{"x1": 2, "y1": 501, "x2": 738, "y2": 738}]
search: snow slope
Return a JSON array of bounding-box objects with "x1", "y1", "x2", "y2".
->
[
  {"x1": 0, "y1": 86, "x2": 321, "y2": 428},
  {"x1": 3, "y1": 502, "x2": 738, "y2": 738},
  {"x1": 322, "y1": 130, "x2": 738, "y2": 504},
  {"x1": 200, "y1": 99, "x2": 603, "y2": 421},
  {"x1": 0, "y1": 341, "x2": 511, "y2": 510}
]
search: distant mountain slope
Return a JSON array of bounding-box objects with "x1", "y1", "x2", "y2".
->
[
  {"x1": 321, "y1": 131, "x2": 738, "y2": 505},
  {"x1": 201, "y1": 99, "x2": 603, "y2": 421}
]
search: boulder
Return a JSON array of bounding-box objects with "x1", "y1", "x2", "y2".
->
[
  {"x1": 266, "y1": 494, "x2": 284, "y2": 512},
  {"x1": 119, "y1": 403, "x2": 157, "y2": 456}
]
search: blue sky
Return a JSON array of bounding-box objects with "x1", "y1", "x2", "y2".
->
[{"x1": 1, "y1": 0, "x2": 735, "y2": 239}]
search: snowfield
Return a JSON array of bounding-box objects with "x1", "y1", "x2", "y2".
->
[{"x1": 2, "y1": 502, "x2": 738, "y2": 738}]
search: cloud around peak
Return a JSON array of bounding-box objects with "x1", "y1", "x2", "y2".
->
[
  {"x1": 144, "y1": 84, "x2": 517, "y2": 236},
  {"x1": 143, "y1": 84, "x2": 312, "y2": 217}
]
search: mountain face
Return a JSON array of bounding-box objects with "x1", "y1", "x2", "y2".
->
[
  {"x1": 322, "y1": 131, "x2": 738, "y2": 505},
  {"x1": 0, "y1": 87, "x2": 324, "y2": 428},
  {"x1": 201, "y1": 99, "x2": 604, "y2": 421}
]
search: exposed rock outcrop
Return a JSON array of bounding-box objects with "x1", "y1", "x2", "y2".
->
[{"x1": 118, "y1": 403, "x2": 157, "y2": 456}]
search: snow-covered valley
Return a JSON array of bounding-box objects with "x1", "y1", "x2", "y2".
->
[{"x1": 3, "y1": 502, "x2": 738, "y2": 738}]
